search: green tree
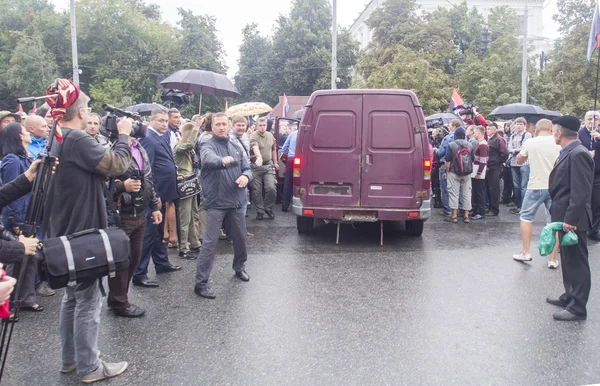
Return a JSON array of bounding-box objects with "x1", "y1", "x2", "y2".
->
[
  {"x1": 535, "y1": 22, "x2": 597, "y2": 116},
  {"x1": 358, "y1": 45, "x2": 452, "y2": 113},
  {"x1": 270, "y1": 0, "x2": 358, "y2": 96},
  {"x1": 235, "y1": 23, "x2": 276, "y2": 105},
  {"x1": 5, "y1": 32, "x2": 59, "y2": 100},
  {"x1": 553, "y1": 0, "x2": 594, "y2": 35}
]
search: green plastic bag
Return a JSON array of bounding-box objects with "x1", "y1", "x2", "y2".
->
[
  {"x1": 561, "y1": 231, "x2": 579, "y2": 246},
  {"x1": 538, "y1": 222, "x2": 579, "y2": 256},
  {"x1": 538, "y1": 222, "x2": 565, "y2": 257}
]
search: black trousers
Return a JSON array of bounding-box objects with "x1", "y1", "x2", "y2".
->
[
  {"x1": 502, "y1": 165, "x2": 514, "y2": 203},
  {"x1": 486, "y1": 164, "x2": 502, "y2": 215},
  {"x1": 471, "y1": 178, "x2": 486, "y2": 216},
  {"x1": 558, "y1": 230, "x2": 591, "y2": 317},
  {"x1": 591, "y1": 173, "x2": 600, "y2": 233}
]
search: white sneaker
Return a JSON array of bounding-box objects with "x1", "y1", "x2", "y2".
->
[
  {"x1": 81, "y1": 361, "x2": 127, "y2": 383},
  {"x1": 513, "y1": 253, "x2": 532, "y2": 262},
  {"x1": 548, "y1": 260, "x2": 560, "y2": 269}
]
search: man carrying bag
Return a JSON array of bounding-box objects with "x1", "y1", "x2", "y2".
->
[{"x1": 41, "y1": 81, "x2": 133, "y2": 383}]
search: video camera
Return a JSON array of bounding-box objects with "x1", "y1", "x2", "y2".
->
[
  {"x1": 452, "y1": 103, "x2": 475, "y2": 117},
  {"x1": 101, "y1": 104, "x2": 147, "y2": 140}
]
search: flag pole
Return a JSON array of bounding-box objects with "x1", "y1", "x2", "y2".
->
[{"x1": 595, "y1": 48, "x2": 600, "y2": 130}]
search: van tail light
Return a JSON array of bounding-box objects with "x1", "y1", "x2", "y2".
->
[
  {"x1": 423, "y1": 159, "x2": 431, "y2": 190},
  {"x1": 293, "y1": 157, "x2": 301, "y2": 187}
]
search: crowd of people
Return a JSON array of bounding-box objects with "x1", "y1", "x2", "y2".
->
[
  {"x1": 431, "y1": 110, "x2": 596, "y2": 323},
  {"x1": 0, "y1": 81, "x2": 298, "y2": 382},
  {"x1": 0, "y1": 87, "x2": 598, "y2": 383}
]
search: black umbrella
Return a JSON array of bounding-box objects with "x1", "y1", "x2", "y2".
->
[
  {"x1": 159, "y1": 70, "x2": 239, "y2": 113},
  {"x1": 425, "y1": 113, "x2": 458, "y2": 125},
  {"x1": 490, "y1": 103, "x2": 545, "y2": 118},
  {"x1": 124, "y1": 103, "x2": 166, "y2": 116}
]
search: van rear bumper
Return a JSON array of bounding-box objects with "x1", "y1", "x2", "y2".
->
[{"x1": 291, "y1": 197, "x2": 430, "y2": 221}]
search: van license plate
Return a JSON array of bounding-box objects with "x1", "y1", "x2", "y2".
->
[{"x1": 343, "y1": 211, "x2": 378, "y2": 222}]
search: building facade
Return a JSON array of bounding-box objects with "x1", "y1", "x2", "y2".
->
[{"x1": 350, "y1": 0, "x2": 548, "y2": 51}]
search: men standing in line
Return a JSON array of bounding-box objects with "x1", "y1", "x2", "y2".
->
[
  {"x1": 470, "y1": 126, "x2": 488, "y2": 220},
  {"x1": 434, "y1": 119, "x2": 460, "y2": 216},
  {"x1": 578, "y1": 111, "x2": 600, "y2": 242},
  {"x1": 485, "y1": 122, "x2": 507, "y2": 216},
  {"x1": 133, "y1": 108, "x2": 182, "y2": 288},
  {"x1": 174, "y1": 122, "x2": 201, "y2": 259},
  {"x1": 250, "y1": 117, "x2": 278, "y2": 220},
  {"x1": 508, "y1": 117, "x2": 532, "y2": 214},
  {"x1": 23, "y1": 115, "x2": 49, "y2": 159},
  {"x1": 547, "y1": 116, "x2": 593, "y2": 321},
  {"x1": 512, "y1": 119, "x2": 561, "y2": 268},
  {"x1": 195, "y1": 113, "x2": 252, "y2": 299}
]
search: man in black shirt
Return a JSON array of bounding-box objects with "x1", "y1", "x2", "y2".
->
[{"x1": 43, "y1": 90, "x2": 132, "y2": 383}]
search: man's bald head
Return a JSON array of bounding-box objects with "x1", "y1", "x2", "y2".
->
[{"x1": 23, "y1": 114, "x2": 49, "y2": 139}]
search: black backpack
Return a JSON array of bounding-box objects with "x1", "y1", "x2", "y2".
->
[{"x1": 451, "y1": 142, "x2": 473, "y2": 175}]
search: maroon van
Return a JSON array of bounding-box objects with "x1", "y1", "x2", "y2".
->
[{"x1": 290, "y1": 89, "x2": 431, "y2": 242}]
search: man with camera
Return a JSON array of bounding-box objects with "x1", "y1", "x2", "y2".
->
[
  {"x1": 107, "y1": 133, "x2": 162, "y2": 317},
  {"x1": 133, "y1": 108, "x2": 182, "y2": 288},
  {"x1": 42, "y1": 89, "x2": 132, "y2": 382}
]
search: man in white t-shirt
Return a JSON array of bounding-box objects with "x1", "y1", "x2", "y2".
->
[{"x1": 513, "y1": 119, "x2": 561, "y2": 267}]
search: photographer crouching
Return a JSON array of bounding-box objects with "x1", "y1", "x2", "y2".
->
[
  {"x1": 104, "y1": 113, "x2": 162, "y2": 318},
  {"x1": 42, "y1": 82, "x2": 132, "y2": 382}
]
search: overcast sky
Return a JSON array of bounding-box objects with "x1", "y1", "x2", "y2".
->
[{"x1": 50, "y1": 0, "x2": 559, "y2": 78}]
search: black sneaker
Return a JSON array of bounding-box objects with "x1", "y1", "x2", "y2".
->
[
  {"x1": 471, "y1": 214, "x2": 485, "y2": 220},
  {"x1": 510, "y1": 208, "x2": 521, "y2": 214},
  {"x1": 266, "y1": 211, "x2": 275, "y2": 219}
]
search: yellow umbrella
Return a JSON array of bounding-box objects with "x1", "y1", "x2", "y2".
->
[{"x1": 226, "y1": 102, "x2": 272, "y2": 117}]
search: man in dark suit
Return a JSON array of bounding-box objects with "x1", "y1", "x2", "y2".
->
[
  {"x1": 132, "y1": 108, "x2": 181, "y2": 287},
  {"x1": 547, "y1": 115, "x2": 594, "y2": 321}
]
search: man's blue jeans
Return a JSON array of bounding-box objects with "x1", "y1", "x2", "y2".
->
[
  {"x1": 511, "y1": 165, "x2": 530, "y2": 209},
  {"x1": 440, "y1": 164, "x2": 450, "y2": 214}
]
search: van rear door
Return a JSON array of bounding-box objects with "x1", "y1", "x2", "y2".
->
[
  {"x1": 304, "y1": 94, "x2": 362, "y2": 208},
  {"x1": 360, "y1": 94, "x2": 423, "y2": 209}
]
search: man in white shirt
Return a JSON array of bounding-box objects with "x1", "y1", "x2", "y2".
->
[{"x1": 513, "y1": 119, "x2": 561, "y2": 268}]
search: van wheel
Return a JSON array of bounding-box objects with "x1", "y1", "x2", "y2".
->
[
  {"x1": 297, "y1": 216, "x2": 314, "y2": 234},
  {"x1": 405, "y1": 220, "x2": 424, "y2": 237}
]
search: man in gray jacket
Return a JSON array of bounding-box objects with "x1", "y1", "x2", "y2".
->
[{"x1": 194, "y1": 113, "x2": 253, "y2": 299}]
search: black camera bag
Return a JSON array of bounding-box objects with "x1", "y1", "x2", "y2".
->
[{"x1": 40, "y1": 228, "x2": 130, "y2": 290}]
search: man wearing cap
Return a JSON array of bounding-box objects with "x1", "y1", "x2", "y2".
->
[
  {"x1": 547, "y1": 115, "x2": 594, "y2": 321},
  {"x1": 578, "y1": 111, "x2": 600, "y2": 241},
  {"x1": 0, "y1": 111, "x2": 21, "y2": 130}
]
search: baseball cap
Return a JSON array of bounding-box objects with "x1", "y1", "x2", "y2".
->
[{"x1": 552, "y1": 115, "x2": 580, "y2": 132}]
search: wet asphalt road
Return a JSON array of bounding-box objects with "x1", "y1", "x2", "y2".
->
[{"x1": 4, "y1": 204, "x2": 600, "y2": 385}]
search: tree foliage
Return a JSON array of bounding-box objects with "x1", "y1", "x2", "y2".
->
[
  {"x1": 235, "y1": 0, "x2": 358, "y2": 104},
  {"x1": 0, "y1": 0, "x2": 227, "y2": 115}
]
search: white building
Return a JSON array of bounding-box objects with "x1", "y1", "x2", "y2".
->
[{"x1": 350, "y1": 0, "x2": 550, "y2": 52}]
